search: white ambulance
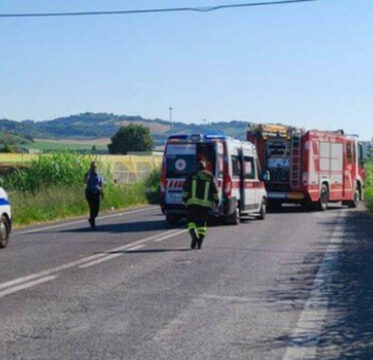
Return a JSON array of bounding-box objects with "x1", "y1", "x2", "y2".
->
[
  {"x1": 160, "y1": 134, "x2": 268, "y2": 225},
  {"x1": 0, "y1": 184, "x2": 11, "y2": 249}
]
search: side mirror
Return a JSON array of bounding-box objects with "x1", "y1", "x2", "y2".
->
[{"x1": 261, "y1": 170, "x2": 270, "y2": 182}]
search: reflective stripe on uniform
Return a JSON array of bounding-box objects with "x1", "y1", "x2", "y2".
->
[
  {"x1": 197, "y1": 226, "x2": 207, "y2": 236},
  {"x1": 203, "y1": 181, "x2": 210, "y2": 203},
  {"x1": 187, "y1": 178, "x2": 212, "y2": 207},
  {"x1": 187, "y1": 222, "x2": 197, "y2": 230}
]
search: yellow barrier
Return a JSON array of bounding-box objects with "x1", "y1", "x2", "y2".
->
[
  {"x1": 0, "y1": 154, "x2": 38, "y2": 163},
  {"x1": 0, "y1": 153, "x2": 162, "y2": 180}
]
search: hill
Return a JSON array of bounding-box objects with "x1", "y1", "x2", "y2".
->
[
  {"x1": 0, "y1": 131, "x2": 33, "y2": 152},
  {"x1": 0, "y1": 113, "x2": 251, "y2": 145}
]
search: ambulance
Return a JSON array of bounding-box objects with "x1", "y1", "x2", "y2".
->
[
  {"x1": 0, "y1": 184, "x2": 11, "y2": 249},
  {"x1": 160, "y1": 134, "x2": 268, "y2": 225}
]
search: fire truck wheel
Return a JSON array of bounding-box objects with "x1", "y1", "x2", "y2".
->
[
  {"x1": 166, "y1": 214, "x2": 181, "y2": 226},
  {"x1": 257, "y1": 199, "x2": 267, "y2": 220},
  {"x1": 0, "y1": 215, "x2": 10, "y2": 249},
  {"x1": 226, "y1": 206, "x2": 240, "y2": 225},
  {"x1": 347, "y1": 189, "x2": 360, "y2": 209},
  {"x1": 318, "y1": 185, "x2": 329, "y2": 211}
]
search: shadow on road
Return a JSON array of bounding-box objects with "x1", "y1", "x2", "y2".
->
[
  {"x1": 250, "y1": 208, "x2": 373, "y2": 359},
  {"x1": 60, "y1": 219, "x2": 172, "y2": 234},
  {"x1": 107, "y1": 248, "x2": 192, "y2": 254},
  {"x1": 268, "y1": 203, "x2": 345, "y2": 214}
]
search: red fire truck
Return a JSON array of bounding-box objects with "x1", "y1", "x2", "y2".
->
[{"x1": 247, "y1": 124, "x2": 366, "y2": 210}]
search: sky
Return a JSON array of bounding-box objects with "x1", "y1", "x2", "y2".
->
[{"x1": 0, "y1": 0, "x2": 372, "y2": 139}]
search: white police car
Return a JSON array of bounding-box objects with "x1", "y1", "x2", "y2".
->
[{"x1": 0, "y1": 185, "x2": 11, "y2": 249}]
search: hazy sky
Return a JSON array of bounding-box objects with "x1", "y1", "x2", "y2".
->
[{"x1": 0, "y1": 0, "x2": 372, "y2": 139}]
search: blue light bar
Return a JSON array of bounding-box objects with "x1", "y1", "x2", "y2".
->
[
  {"x1": 204, "y1": 134, "x2": 227, "y2": 140},
  {"x1": 167, "y1": 134, "x2": 189, "y2": 140}
]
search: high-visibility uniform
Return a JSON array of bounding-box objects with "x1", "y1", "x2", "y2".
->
[{"x1": 182, "y1": 170, "x2": 219, "y2": 248}]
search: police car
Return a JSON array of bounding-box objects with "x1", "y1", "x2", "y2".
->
[
  {"x1": 0, "y1": 184, "x2": 11, "y2": 249},
  {"x1": 160, "y1": 133, "x2": 268, "y2": 225}
]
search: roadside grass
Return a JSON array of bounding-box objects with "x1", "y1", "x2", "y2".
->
[
  {"x1": 10, "y1": 182, "x2": 147, "y2": 226},
  {"x1": 3, "y1": 152, "x2": 160, "y2": 227},
  {"x1": 365, "y1": 161, "x2": 373, "y2": 213}
]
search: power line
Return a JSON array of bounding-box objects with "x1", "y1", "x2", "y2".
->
[{"x1": 0, "y1": 0, "x2": 327, "y2": 18}]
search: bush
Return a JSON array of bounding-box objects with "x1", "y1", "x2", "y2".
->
[
  {"x1": 108, "y1": 124, "x2": 154, "y2": 154},
  {"x1": 365, "y1": 162, "x2": 373, "y2": 213},
  {"x1": 144, "y1": 168, "x2": 161, "y2": 204}
]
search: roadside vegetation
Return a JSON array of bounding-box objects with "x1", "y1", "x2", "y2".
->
[
  {"x1": 3, "y1": 152, "x2": 159, "y2": 226},
  {"x1": 364, "y1": 161, "x2": 373, "y2": 213}
]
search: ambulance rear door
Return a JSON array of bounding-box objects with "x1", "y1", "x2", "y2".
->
[
  {"x1": 241, "y1": 147, "x2": 258, "y2": 212},
  {"x1": 165, "y1": 143, "x2": 197, "y2": 205}
]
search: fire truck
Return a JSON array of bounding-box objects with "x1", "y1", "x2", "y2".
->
[
  {"x1": 160, "y1": 134, "x2": 267, "y2": 225},
  {"x1": 246, "y1": 123, "x2": 365, "y2": 210}
]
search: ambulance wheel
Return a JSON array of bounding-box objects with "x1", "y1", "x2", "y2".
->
[
  {"x1": 347, "y1": 189, "x2": 360, "y2": 209},
  {"x1": 257, "y1": 199, "x2": 267, "y2": 220},
  {"x1": 226, "y1": 207, "x2": 240, "y2": 225},
  {"x1": 166, "y1": 214, "x2": 180, "y2": 226},
  {"x1": 318, "y1": 185, "x2": 329, "y2": 211},
  {"x1": 0, "y1": 215, "x2": 10, "y2": 249}
]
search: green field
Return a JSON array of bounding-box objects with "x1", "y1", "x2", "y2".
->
[{"x1": 30, "y1": 140, "x2": 107, "y2": 152}]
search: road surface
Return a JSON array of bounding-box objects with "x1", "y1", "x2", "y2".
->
[{"x1": 1, "y1": 205, "x2": 372, "y2": 360}]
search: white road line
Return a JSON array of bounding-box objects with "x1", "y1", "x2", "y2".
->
[
  {"x1": 79, "y1": 230, "x2": 187, "y2": 268},
  {"x1": 125, "y1": 244, "x2": 145, "y2": 251},
  {"x1": 283, "y1": 211, "x2": 346, "y2": 360},
  {"x1": 153, "y1": 229, "x2": 187, "y2": 242},
  {"x1": 15, "y1": 206, "x2": 156, "y2": 235},
  {"x1": 79, "y1": 253, "x2": 123, "y2": 269},
  {"x1": 0, "y1": 275, "x2": 58, "y2": 299},
  {"x1": 0, "y1": 228, "x2": 184, "y2": 292}
]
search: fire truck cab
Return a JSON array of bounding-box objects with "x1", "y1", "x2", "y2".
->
[
  {"x1": 160, "y1": 134, "x2": 267, "y2": 225},
  {"x1": 247, "y1": 124, "x2": 365, "y2": 210}
]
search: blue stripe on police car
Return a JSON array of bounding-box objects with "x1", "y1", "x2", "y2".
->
[{"x1": 0, "y1": 198, "x2": 10, "y2": 206}]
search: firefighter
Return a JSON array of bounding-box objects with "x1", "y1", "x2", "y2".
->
[
  {"x1": 182, "y1": 160, "x2": 219, "y2": 249},
  {"x1": 85, "y1": 161, "x2": 103, "y2": 230}
]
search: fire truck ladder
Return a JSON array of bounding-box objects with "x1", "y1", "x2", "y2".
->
[{"x1": 290, "y1": 133, "x2": 302, "y2": 188}]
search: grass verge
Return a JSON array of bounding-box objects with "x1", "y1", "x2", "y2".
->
[
  {"x1": 10, "y1": 182, "x2": 148, "y2": 227},
  {"x1": 364, "y1": 161, "x2": 373, "y2": 213},
  {"x1": 3, "y1": 152, "x2": 160, "y2": 227}
]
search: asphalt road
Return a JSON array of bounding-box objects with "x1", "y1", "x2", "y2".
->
[{"x1": 1, "y1": 205, "x2": 372, "y2": 360}]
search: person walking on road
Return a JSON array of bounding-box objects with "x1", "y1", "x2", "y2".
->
[
  {"x1": 85, "y1": 161, "x2": 103, "y2": 230},
  {"x1": 182, "y1": 160, "x2": 219, "y2": 249}
]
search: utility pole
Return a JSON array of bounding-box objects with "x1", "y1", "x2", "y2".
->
[{"x1": 169, "y1": 107, "x2": 173, "y2": 130}]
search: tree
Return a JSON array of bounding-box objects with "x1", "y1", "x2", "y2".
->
[{"x1": 108, "y1": 124, "x2": 154, "y2": 154}]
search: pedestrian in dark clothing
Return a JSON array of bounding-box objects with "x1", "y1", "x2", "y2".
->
[
  {"x1": 182, "y1": 161, "x2": 219, "y2": 249},
  {"x1": 85, "y1": 161, "x2": 103, "y2": 229}
]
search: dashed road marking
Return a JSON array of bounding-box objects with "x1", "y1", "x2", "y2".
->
[
  {"x1": 0, "y1": 275, "x2": 58, "y2": 299},
  {"x1": 126, "y1": 244, "x2": 145, "y2": 252},
  {"x1": 154, "y1": 229, "x2": 187, "y2": 242},
  {"x1": 0, "y1": 228, "x2": 186, "y2": 296}
]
